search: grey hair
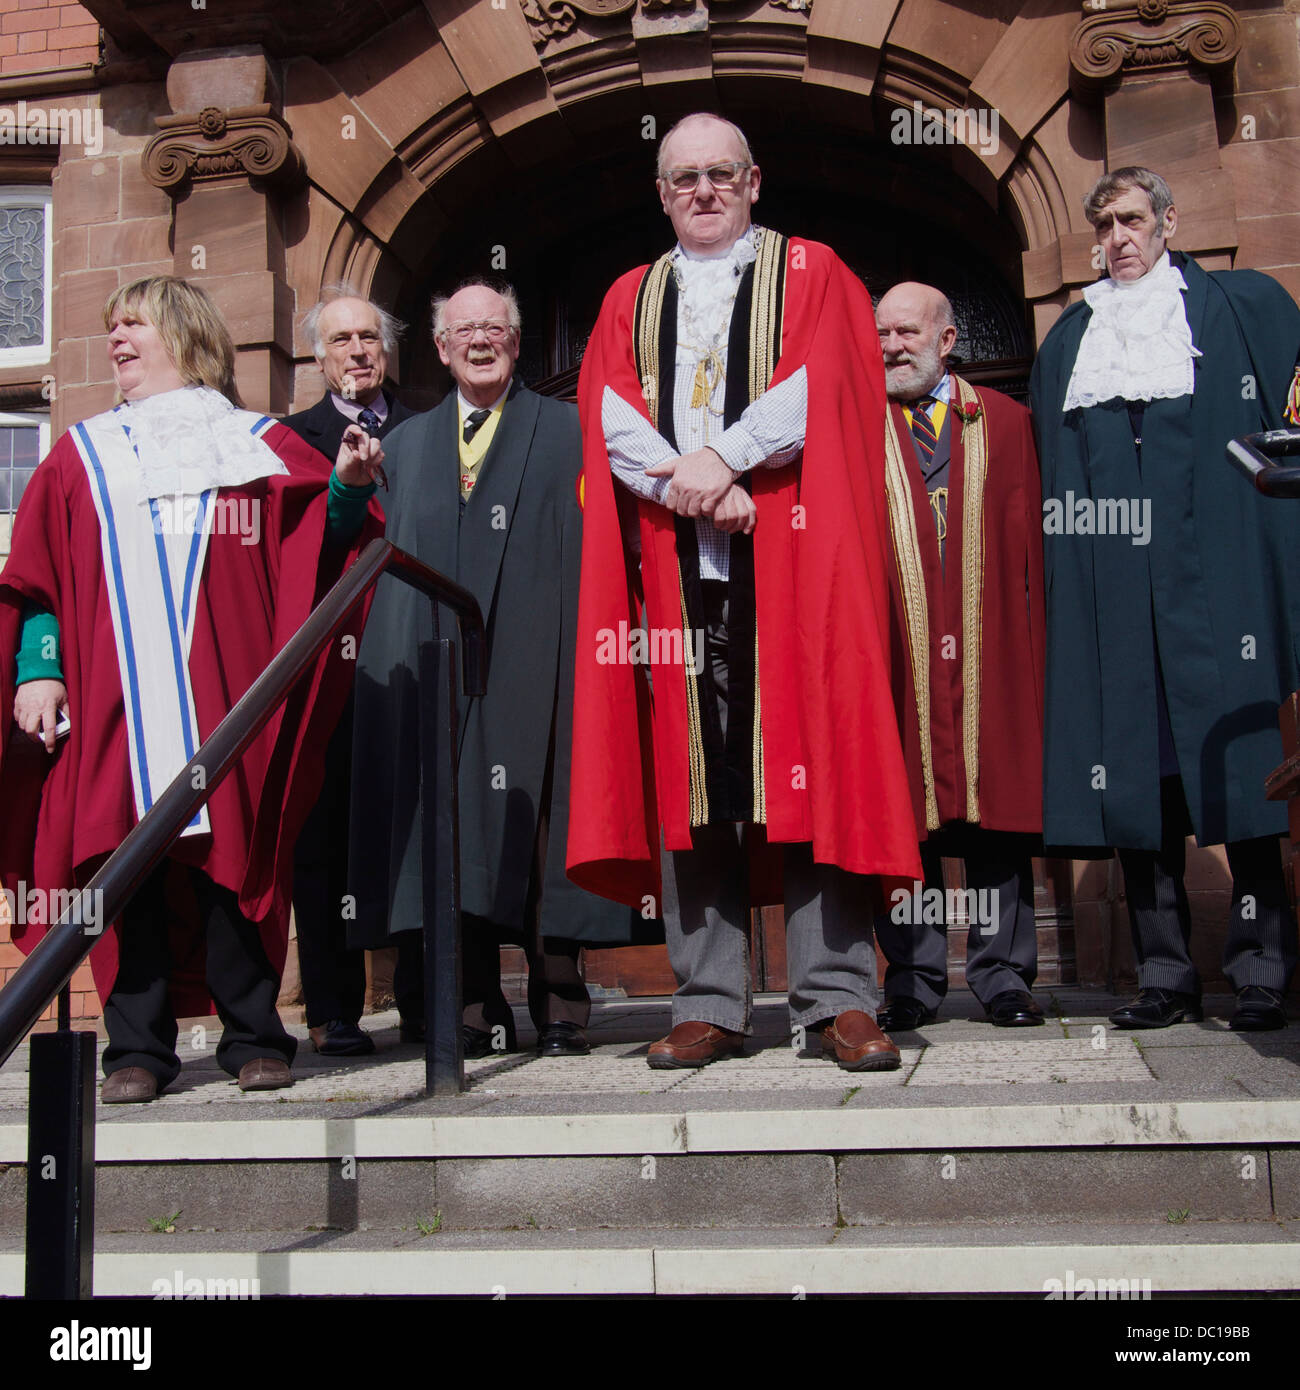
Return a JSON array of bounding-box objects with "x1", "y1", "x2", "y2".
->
[
  {"x1": 655, "y1": 112, "x2": 754, "y2": 180},
  {"x1": 431, "y1": 277, "x2": 522, "y2": 341},
  {"x1": 302, "y1": 282, "x2": 405, "y2": 359},
  {"x1": 1083, "y1": 167, "x2": 1175, "y2": 225}
]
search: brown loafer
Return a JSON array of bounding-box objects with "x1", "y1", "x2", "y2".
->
[
  {"x1": 821, "y1": 1010, "x2": 901, "y2": 1072},
  {"x1": 647, "y1": 1020, "x2": 744, "y2": 1070},
  {"x1": 102, "y1": 1067, "x2": 159, "y2": 1104},
  {"x1": 237, "y1": 1058, "x2": 293, "y2": 1092}
]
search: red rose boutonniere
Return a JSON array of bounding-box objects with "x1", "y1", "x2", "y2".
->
[{"x1": 959, "y1": 400, "x2": 983, "y2": 427}]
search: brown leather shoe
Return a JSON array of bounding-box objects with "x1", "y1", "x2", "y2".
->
[
  {"x1": 102, "y1": 1067, "x2": 159, "y2": 1104},
  {"x1": 647, "y1": 1020, "x2": 744, "y2": 1069},
  {"x1": 821, "y1": 1010, "x2": 901, "y2": 1072},
  {"x1": 237, "y1": 1058, "x2": 293, "y2": 1091}
]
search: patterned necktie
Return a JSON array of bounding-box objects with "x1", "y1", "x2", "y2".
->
[
  {"x1": 463, "y1": 408, "x2": 490, "y2": 443},
  {"x1": 358, "y1": 407, "x2": 381, "y2": 436},
  {"x1": 909, "y1": 396, "x2": 938, "y2": 463}
]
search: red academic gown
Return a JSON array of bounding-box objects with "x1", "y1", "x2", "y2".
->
[
  {"x1": 0, "y1": 423, "x2": 383, "y2": 1014},
  {"x1": 568, "y1": 236, "x2": 922, "y2": 907},
  {"x1": 884, "y1": 380, "x2": 1045, "y2": 839}
]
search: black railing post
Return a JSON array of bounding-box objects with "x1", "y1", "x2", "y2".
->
[
  {"x1": 420, "y1": 637, "x2": 464, "y2": 1096},
  {"x1": 25, "y1": 986, "x2": 96, "y2": 1299}
]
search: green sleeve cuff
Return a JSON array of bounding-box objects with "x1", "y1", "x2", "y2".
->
[
  {"x1": 16, "y1": 603, "x2": 62, "y2": 684},
  {"x1": 327, "y1": 469, "x2": 377, "y2": 541}
]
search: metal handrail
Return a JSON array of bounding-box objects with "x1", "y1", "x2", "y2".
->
[
  {"x1": 0, "y1": 538, "x2": 484, "y2": 1066},
  {"x1": 0, "y1": 537, "x2": 484, "y2": 1299},
  {"x1": 1226, "y1": 428, "x2": 1300, "y2": 498}
]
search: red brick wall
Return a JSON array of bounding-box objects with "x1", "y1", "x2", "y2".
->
[
  {"x1": 0, "y1": 0, "x2": 99, "y2": 75},
  {"x1": 0, "y1": 0, "x2": 104, "y2": 1020}
]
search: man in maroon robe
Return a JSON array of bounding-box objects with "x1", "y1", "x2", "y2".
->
[{"x1": 871, "y1": 282, "x2": 1046, "y2": 1030}]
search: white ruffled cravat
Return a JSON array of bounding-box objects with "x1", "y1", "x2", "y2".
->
[
  {"x1": 1063, "y1": 252, "x2": 1203, "y2": 410},
  {"x1": 672, "y1": 227, "x2": 759, "y2": 354},
  {"x1": 121, "y1": 384, "x2": 287, "y2": 502}
]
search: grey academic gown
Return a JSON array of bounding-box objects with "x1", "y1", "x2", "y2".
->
[{"x1": 347, "y1": 380, "x2": 646, "y2": 947}]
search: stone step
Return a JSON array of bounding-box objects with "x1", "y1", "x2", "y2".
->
[
  {"x1": 3, "y1": 1100, "x2": 1299, "y2": 1234},
  {"x1": 3, "y1": 1224, "x2": 1299, "y2": 1297}
]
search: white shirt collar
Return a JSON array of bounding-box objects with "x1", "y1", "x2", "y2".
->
[
  {"x1": 457, "y1": 383, "x2": 511, "y2": 420},
  {"x1": 895, "y1": 373, "x2": 951, "y2": 408},
  {"x1": 673, "y1": 225, "x2": 760, "y2": 265},
  {"x1": 330, "y1": 390, "x2": 388, "y2": 424}
]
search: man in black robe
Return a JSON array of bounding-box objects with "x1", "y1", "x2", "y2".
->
[
  {"x1": 283, "y1": 286, "x2": 417, "y2": 1057},
  {"x1": 1031, "y1": 167, "x2": 1300, "y2": 1031},
  {"x1": 348, "y1": 278, "x2": 642, "y2": 1057}
]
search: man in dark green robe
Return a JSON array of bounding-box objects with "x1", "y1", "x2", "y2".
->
[
  {"x1": 348, "y1": 279, "x2": 645, "y2": 1057},
  {"x1": 1031, "y1": 167, "x2": 1300, "y2": 1032}
]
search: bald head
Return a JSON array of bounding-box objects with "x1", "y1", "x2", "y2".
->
[
  {"x1": 656, "y1": 112, "x2": 760, "y2": 257},
  {"x1": 875, "y1": 282, "x2": 957, "y2": 402},
  {"x1": 656, "y1": 114, "x2": 753, "y2": 179}
]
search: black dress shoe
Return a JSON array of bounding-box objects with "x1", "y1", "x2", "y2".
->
[
  {"x1": 876, "y1": 996, "x2": 936, "y2": 1032},
  {"x1": 1230, "y1": 986, "x2": 1287, "y2": 1032},
  {"x1": 463, "y1": 1023, "x2": 516, "y2": 1058},
  {"x1": 309, "y1": 1019, "x2": 376, "y2": 1056},
  {"x1": 1109, "y1": 988, "x2": 1203, "y2": 1029},
  {"x1": 538, "y1": 1022, "x2": 591, "y2": 1057},
  {"x1": 984, "y1": 989, "x2": 1045, "y2": 1027}
]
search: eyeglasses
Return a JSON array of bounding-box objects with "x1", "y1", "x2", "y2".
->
[
  {"x1": 441, "y1": 320, "x2": 515, "y2": 343},
  {"x1": 661, "y1": 162, "x2": 751, "y2": 194}
]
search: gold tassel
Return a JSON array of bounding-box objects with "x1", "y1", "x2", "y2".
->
[
  {"x1": 689, "y1": 358, "x2": 711, "y2": 409},
  {"x1": 688, "y1": 351, "x2": 725, "y2": 410},
  {"x1": 930, "y1": 486, "x2": 947, "y2": 544}
]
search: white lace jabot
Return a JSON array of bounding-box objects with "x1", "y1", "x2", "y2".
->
[
  {"x1": 672, "y1": 227, "x2": 759, "y2": 351},
  {"x1": 120, "y1": 384, "x2": 287, "y2": 501},
  {"x1": 1063, "y1": 252, "x2": 1202, "y2": 411}
]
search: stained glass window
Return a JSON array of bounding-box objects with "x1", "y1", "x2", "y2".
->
[
  {"x1": 0, "y1": 206, "x2": 44, "y2": 351},
  {"x1": 0, "y1": 190, "x2": 50, "y2": 365}
]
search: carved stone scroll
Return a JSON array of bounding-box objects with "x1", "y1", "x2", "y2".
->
[
  {"x1": 142, "y1": 104, "x2": 304, "y2": 192},
  {"x1": 1069, "y1": 1, "x2": 1240, "y2": 93},
  {"x1": 521, "y1": 0, "x2": 810, "y2": 50}
]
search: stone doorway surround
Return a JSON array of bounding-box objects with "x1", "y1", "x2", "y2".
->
[{"x1": 10, "y1": 0, "x2": 1295, "y2": 1013}]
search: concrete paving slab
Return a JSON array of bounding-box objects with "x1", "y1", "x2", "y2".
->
[
  {"x1": 0, "y1": 992, "x2": 1294, "y2": 1135},
  {"x1": 434, "y1": 1153, "x2": 836, "y2": 1230},
  {"x1": 838, "y1": 1149, "x2": 1274, "y2": 1225}
]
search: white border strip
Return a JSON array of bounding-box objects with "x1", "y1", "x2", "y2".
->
[
  {"x1": 3, "y1": 1242, "x2": 1298, "y2": 1297},
  {"x1": 2, "y1": 1100, "x2": 1299, "y2": 1163}
]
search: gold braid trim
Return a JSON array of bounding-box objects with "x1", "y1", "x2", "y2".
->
[
  {"x1": 749, "y1": 229, "x2": 785, "y2": 400},
  {"x1": 679, "y1": 580, "x2": 710, "y2": 825},
  {"x1": 635, "y1": 252, "x2": 711, "y2": 825},
  {"x1": 747, "y1": 228, "x2": 786, "y2": 823},
  {"x1": 953, "y1": 375, "x2": 986, "y2": 824},
  {"x1": 884, "y1": 407, "x2": 940, "y2": 831},
  {"x1": 635, "y1": 253, "x2": 673, "y2": 416}
]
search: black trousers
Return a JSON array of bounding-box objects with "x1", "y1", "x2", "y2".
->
[
  {"x1": 394, "y1": 673, "x2": 590, "y2": 1034},
  {"x1": 1117, "y1": 777, "x2": 1298, "y2": 995},
  {"x1": 292, "y1": 697, "x2": 368, "y2": 1028},
  {"x1": 875, "y1": 834, "x2": 1038, "y2": 1010},
  {"x1": 394, "y1": 916, "x2": 589, "y2": 1035},
  {"x1": 103, "y1": 863, "x2": 297, "y2": 1085}
]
